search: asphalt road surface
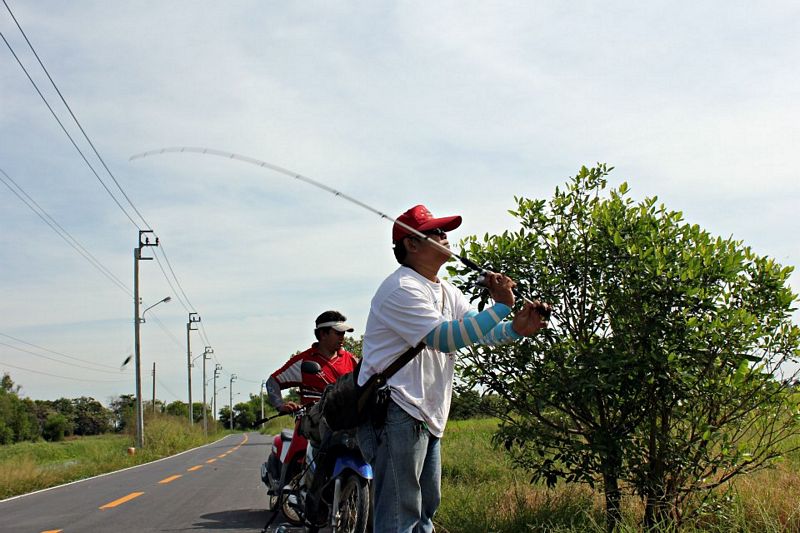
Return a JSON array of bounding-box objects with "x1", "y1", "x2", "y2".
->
[{"x1": 0, "y1": 432, "x2": 312, "y2": 533}]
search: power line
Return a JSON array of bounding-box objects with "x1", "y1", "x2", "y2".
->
[
  {"x1": 0, "y1": 167, "x2": 132, "y2": 296},
  {"x1": 152, "y1": 248, "x2": 191, "y2": 313},
  {"x1": 156, "y1": 378, "x2": 180, "y2": 402},
  {"x1": 148, "y1": 313, "x2": 185, "y2": 351},
  {"x1": 0, "y1": 332, "x2": 121, "y2": 371},
  {"x1": 0, "y1": 360, "x2": 128, "y2": 383},
  {"x1": 3, "y1": 1, "x2": 221, "y2": 376},
  {"x1": 198, "y1": 322, "x2": 212, "y2": 348},
  {"x1": 158, "y1": 243, "x2": 197, "y2": 311},
  {"x1": 0, "y1": 30, "x2": 142, "y2": 230},
  {"x1": 0, "y1": 341, "x2": 126, "y2": 375},
  {"x1": 2, "y1": 0, "x2": 151, "y2": 230}
]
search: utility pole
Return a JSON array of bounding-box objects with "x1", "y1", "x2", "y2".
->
[
  {"x1": 133, "y1": 230, "x2": 158, "y2": 449},
  {"x1": 260, "y1": 379, "x2": 266, "y2": 420},
  {"x1": 186, "y1": 312, "x2": 200, "y2": 425},
  {"x1": 212, "y1": 364, "x2": 221, "y2": 421},
  {"x1": 152, "y1": 362, "x2": 157, "y2": 414},
  {"x1": 202, "y1": 346, "x2": 213, "y2": 436},
  {"x1": 229, "y1": 374, "x2": 237, "y2": 430}
]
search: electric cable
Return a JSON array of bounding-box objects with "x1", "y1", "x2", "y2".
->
[
  {"x1": 0, "y1": 167, "x2": 132, "y2": 296},
  {"x1": 156, "y1": 378, "x2": 180, "y2": 401},
  {"x1": 2, "y1": 10, "x2": 223, "y2": 383},
  {"x1": 0, "y1": 31, "x2": 142, "y2": 230},
  {"x1": 148, "y1": 314, "x2": 185, "y2": 351},
  {"x1": 2, "y1": 0, "x2": 151, "y2": 230},
  {"x1": 4, "y1": 2, "x2": 211, "y2": 314},
  {"x1": 0, "y1": 359, "x2": 128, "y2": 383},
  {"x1": 0, "y1": 341, "x2": 127, "y2": 375},
  {"x1": 0, "y1": 332, "x2": 122, "y2": 371},
  {"x1": 158, "y1": 244, "x2": 197, "y2": 312},
  {"x1": 198, "y1": 323, "x2": 212, "y2": 348},
  {"x1": 150, "y1": 250, "x2": 191, "y2": 313}
]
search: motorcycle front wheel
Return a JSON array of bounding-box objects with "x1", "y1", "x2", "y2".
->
[{"x1": 335, "y1": 475, "x2": 369, "y2": 533}]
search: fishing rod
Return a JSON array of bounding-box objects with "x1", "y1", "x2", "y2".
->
[{"x1": 129, "y1": 146, "x2": 544, "y2": 311}]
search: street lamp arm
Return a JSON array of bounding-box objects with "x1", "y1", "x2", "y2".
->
[{"x1": 140, "y1": 296, "x2": 172, "y2": 323}]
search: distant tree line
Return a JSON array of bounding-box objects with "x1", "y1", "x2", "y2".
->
[
  {"x1": 2, "y1": 371, "x2": 330, "y2": 444},
  {"x1": 0, "y1": 373, "x2": 114, "y2": 443}
]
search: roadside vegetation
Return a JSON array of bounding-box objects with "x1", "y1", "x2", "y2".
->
[
  {"x1": 449, "y1": 165, "x2": 800, "y2": 531},
  {"x1": 436, "y1": 417, "x2": 800, "y2": 532},
  {"x1": 0, "y1": 413, "x2": 228, "y2": 500},
  {"x1": 0, "y1": 369, "x2": 278, "y2": 500}
]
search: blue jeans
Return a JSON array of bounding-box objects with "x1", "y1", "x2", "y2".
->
[{"x1": 358, "y1": 400, "x2": 441, "y2": 533}]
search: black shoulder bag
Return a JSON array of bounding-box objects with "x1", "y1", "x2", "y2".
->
[{"x1": 321, "y1": 342, "x2": 425, "y2": 431}]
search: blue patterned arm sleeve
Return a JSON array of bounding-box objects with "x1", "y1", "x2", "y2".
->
[{"x1": 424, "y1": 303, "x2": 518, "y2": 352}]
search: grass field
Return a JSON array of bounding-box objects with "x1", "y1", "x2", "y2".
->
[
  {"x1": 435, "y1": 418, "x2": 800, "y2": 532},
  {"x1": 0, "y1": 415, "x2": 229, "y2": 500},
  {"x1": 4, "y1": 415, "x2": 799, "y2": 531}
]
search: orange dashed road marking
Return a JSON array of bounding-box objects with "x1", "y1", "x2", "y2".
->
[
  {"x1": 218, "y1": 453, "x2": 227, "y2": 458},
  {"x1": 206, "y1": 458, "x2": 217, "y2": 464},
  {"x1": 99, "y1": 491, "x2": 144, "y2": 509},
  {"x1": 159, "y1": 474, "x2": 182, "y2": 484},
  {"x1": 41, "y1": 530, "x2": 62, "y2": 533},
  {"x1": 188, "y1": 465, "x2": 203, "y2": 471}
]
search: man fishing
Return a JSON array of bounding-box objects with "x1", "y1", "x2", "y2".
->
[
  {"x1": 266, "y1": 310, "x2": 359, "y2": 413},
  {"x1": 357, "y1": 204, "x2": 551, "y2": 533}
]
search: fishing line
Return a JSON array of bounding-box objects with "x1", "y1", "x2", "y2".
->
[{"x1": 129, "y1": 147, "x2": 542, "y2": 309}]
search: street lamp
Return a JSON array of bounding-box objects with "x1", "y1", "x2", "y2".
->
[
  {"x1": 140, "y1": 296, "x2": 171, "y2": 323},
  {"x1": 215, "y1": 384, "x2": 227, "y2": 419}
]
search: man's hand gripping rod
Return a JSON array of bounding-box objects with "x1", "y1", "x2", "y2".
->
[{"x1": 129, "y1": 147, "x2": 547, "y2": 315}]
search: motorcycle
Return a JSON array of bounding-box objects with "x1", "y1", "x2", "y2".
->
[{"x1": 260, "y1": 360, "x2": 372, "y2": 533}]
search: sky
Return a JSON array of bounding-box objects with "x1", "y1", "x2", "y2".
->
[{"x1": 1, "y1": 1, "x2": 798, "y2": 407}]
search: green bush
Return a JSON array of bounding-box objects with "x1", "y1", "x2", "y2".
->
[{"x1": 43, "y1": 413, "x2": 69, "y2": 442}]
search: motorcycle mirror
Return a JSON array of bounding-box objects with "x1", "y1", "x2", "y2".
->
[{"x1": 300, "y1": 360, "x2": 322, "y2": 375}]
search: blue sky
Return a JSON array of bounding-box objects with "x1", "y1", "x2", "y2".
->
[{"x1": 1, "y1": 1, "x2": 798, "y2": 405}]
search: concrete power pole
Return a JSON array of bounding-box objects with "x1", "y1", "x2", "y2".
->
[
  {"x1": 229, "y1": 374, "x2": 237, "y2": 430},
  {"x1": 202, "y1": 346, "x2": 213, "y2": 436},
  {"x1": 260, "y1": 379, "x2": 266, "y2": 420},
  {"x1": 133, "y1": 230, "x2": 158, "y2": 449},
  {"x1": 186, "y1": 312, "x2": 200, "y2": 425},
  {"x1": 152, "y1": 362, "x2": 157, "y2": 414},
  {"x1": 212, "y1": 364, "x2": 221, "y2": 421}
]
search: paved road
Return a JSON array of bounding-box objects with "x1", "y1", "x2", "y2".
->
[{"x1": 0, "y1": 432, "x2": 308, "y2": 533}]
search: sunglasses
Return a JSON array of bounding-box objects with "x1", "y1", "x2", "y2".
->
[{"x1": 421, "y1": 228, "x2": 447, "y2": 238}]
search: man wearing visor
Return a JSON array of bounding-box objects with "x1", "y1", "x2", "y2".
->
[
  {"x1": 266, "y1": 310, "x2": 359, "y2": 413},
  {"x1": 357, "y1": 205, "x2": 551, "y2": 533}
]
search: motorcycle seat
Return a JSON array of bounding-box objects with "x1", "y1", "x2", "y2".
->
[{"x1": 280, "y1": 429, "x2": 294, "y2": 442}]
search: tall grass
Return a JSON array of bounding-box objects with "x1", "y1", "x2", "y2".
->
[
  {"x1": 0, "y1": 413, "x2": 229, "y2": 500},
  {"x1": 258, "y1": 413, "x2": 296, "y2": 437},
  {"x1": 435, "y1": 418, "x2": 800, "y2": 532}
]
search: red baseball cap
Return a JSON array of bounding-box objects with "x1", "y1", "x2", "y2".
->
[{"x1": 392, "y1": 205, "x2": 462, "y2": 242}]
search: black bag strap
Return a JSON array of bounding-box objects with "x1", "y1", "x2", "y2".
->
[
  {"x1": 356, "y1": 342, "x2": 426, "y2": 412},
  {"x1": 382, "y1": 341, "x2": 426, "y2": 380}
]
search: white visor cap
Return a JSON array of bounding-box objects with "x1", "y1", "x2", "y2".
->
[{"x1": 315, "y1": 321, "x2": 354, "y2": 333}]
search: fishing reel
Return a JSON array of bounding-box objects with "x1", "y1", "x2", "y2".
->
[{"x1": 475, "y1": 269, "x2": 551, "y2": 320}]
